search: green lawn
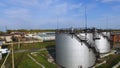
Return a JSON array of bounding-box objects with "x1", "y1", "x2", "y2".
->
[
  {"x1": 3, "y1": 41, "x2": 120, "y2": 68},
  {"x1": 9, "y1": 41, "x2": 55, "y2": 50},
  {"x1": 3, "y1": 52, "x2": 42, "y2": 68},
  {"x1": 0, "y1": 41, "x2": 57, "y2": 68},
  {"x1": 0, "y1": 54, "x2": 7, "y2": 66},
  {"x1": 31, "y1": 50, "x2": 57, "y2": 68},
  {"x1": 15, "y1": 53, "x2": 42, "y2": 68},
  {"x1": 97, "y1": 54, "x2": 120, "y2": 68}
]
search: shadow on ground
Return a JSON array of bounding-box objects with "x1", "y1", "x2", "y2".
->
[{"x1": 45, "y1": 45, "x2": 56, "y2": 61}]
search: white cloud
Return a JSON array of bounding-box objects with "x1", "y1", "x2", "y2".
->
[
  {"x1": 112, "y1": 5, "x2": 120, "y2": 11},
  {"x1": 97, "y1": 0, "x2": 120, "y2": 3},
  {"x1": 69, "y1": 3, "x2": 82, "y2": 10},
  {"x1": 71, "y1": 3, "x2": 97, "y2": 17},
  {"x1": 87, "y1": 3, "x2": 97, "y2": 11},
  {"x1": 1, "y1": 0, "x2": 99, "y2": 29},
  {"x1": 50, "y1": 2, "x2": 83, "y2": 15},
  {"x1": 9, "y1": 0, "x2": 56, "y2": 9},
  {"x1": 52, "y1": 3, "x2": 68, "y2": 15},
  {"x1": 0, "y1": 2, "x2": 5, "y2": 6},
  {"x1": 10, "y1": 0, "x2": 39, "y2": 6},
  {"x1": 5, "y1": 0, "x2": 83, "y2": 15},
  {"x1": 3, "y1": 0, "x2": 84, "y2": 20},
  {"x1": 4, "y1": 8, "x2": 30, "y2": 19},
  {"x1": 88, "y1": 14, "x2": 120, "y2": 29}
]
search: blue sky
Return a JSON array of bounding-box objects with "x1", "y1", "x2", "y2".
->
[{"x1": 0, "y1": 0, "x2": 120, "y2": 31}]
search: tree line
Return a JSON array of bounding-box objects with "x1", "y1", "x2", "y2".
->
[{"x1": 7, "y1": 29, "x2": 56, "y2": 33}]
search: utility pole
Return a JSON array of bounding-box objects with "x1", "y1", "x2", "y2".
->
[
  {"x1": 18, "y1": 38, "x2": 20, "y2": 49},
  {"x1": 11, "y1": 42, "x2": 15, "y2": 68}
]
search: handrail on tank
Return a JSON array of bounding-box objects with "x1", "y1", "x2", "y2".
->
[
  {"x1": 92, "y1": 28, "x2": 112, "y2": 41},
  {"x1": 67, "y1": 33, "x2": 100, "y2": 58},
  {"x1": 56, "y1": 28, "x2": 99, "y2": 34},
  {"x1": 100, "y1": 32, "x2": 111, "y2": 41}
]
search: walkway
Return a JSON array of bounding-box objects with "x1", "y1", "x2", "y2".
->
[{"x1": 27, "y1": 54, "x2": 45, "y2": 68}]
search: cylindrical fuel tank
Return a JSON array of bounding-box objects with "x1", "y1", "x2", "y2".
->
[
  {"x1": 94, "y1": 32, "x2": 111, "y2": 53},
  {"x1": 78, "y1": 33, "x2": 94, "y2": 44},
  {"x1": 102, "y1": 32, "x2": 111, "y2": 39},
  {"x1": 56, "y1": 33, "x2": 96, "y2": 68}
]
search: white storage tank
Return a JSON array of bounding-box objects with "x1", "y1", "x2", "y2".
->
[
  {"x1": 78, "y1": 33, "x2": 94, "y2": 44},
  {"x1": 94, "y1": 32, "x2": 111, "y2": 53},
  {"x1": 56, "y1": 32, "x2": 97, "y2": 68}
]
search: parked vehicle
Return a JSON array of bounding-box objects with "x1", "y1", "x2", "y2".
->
[{"x1": 0, "y1": 48, "x2": 10, "y2": 54}]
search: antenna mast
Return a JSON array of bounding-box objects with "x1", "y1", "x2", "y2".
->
[
  {"x1": 5, "y1": 26, "x2": 7, "y2": 33},
  {"x1": 85, "y1": 6, "x2": 87, "y2": 30},
  {"x1": 106, "y1": 16, "x2": 108, "y2": 30},
  {"x1": 85, "y1": 6, "x2": 87, "y2": 40},
  {"x1": 57, "y1": 16, "x2": 59, "y2": 30}
]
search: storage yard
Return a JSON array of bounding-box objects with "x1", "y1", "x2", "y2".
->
[
  {"x1": 0, "y1": 0, "x2": 120, "y2": 67},
  {"x1": 1, "y1": 29, "x2": 120, "y2": 68},
  {"x1": 55, "y1": 28, "x2": 120, "y2": 68}
]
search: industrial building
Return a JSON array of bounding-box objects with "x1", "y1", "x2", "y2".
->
[
  {"x1": 93, "y1": 30, "x2": 111, "y2": 53},
  {"x1": 111, "y1": 32, "x2": 120, "y2": 48},
  {"x1": 38, "y1": 32, "x2": 55, "y2": 41},
  {"x1": 55, "y1": 28, "x2": 112, "y2": 68},
  {"x1": 33, "y1": 32, "x2": 55, "y2": 41},
  {"x1": 56, "y1": 28, "x2": 99, "y2": 68}
]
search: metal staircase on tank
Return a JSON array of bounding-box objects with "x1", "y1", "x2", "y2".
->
[
  {"x1": 69, "y1": 33, "x2": 99, "y2": 58},
  {"x1": 100, "y1": 32, "x2": 111, "y2": 41}
]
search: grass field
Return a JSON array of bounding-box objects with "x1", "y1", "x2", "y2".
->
[
  {"x1": 2, "y1": 41, "x2": 120, "y2": 68},
  {"x1": 96, "y1": 54, "x2": 120, "y2": 68},
  {"x1": 0, "y1": 41, "x2": 57, "y2": 68},
  {"x1": 12, "y1": 41, "x2": 55, "y2": 50},
  {"x1": 5, "y1": 52, "x2": 42, "y2": 68},
  {"x1": 31, "y1": 50, "x2": 57, "y2": 68}
]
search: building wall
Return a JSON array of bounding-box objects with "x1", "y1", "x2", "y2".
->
[
  {"x1": 111, "y1": 33, "x2": 120, "y2": 48},
  {"x1": 112, "y1": 35, "x2": 120, "y2": 43}
]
